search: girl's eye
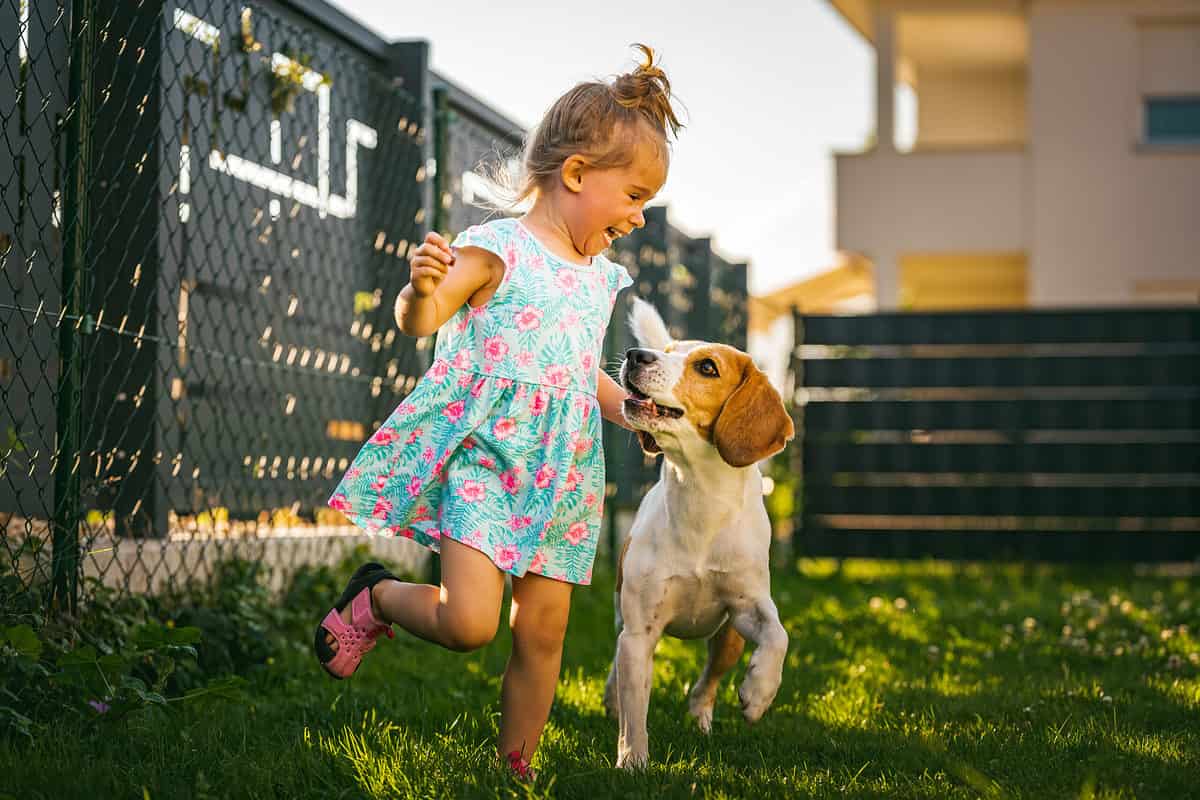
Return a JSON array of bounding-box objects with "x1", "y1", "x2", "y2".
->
[
  {"x1": 629, "y1": 194, "x2": 641, "y2": 201},
  {"x1": 696, "y1": 359, "x2": 719, "y2": 377}
]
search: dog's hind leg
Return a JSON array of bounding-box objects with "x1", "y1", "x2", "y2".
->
[
  {"x1": 603, "y1": 593, "x2": 624, "y2": 718},
  {"x1": 686, "y1": 618, "x2": 745, "y2": 734}
]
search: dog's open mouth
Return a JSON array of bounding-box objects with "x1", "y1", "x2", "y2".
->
[{"x1": 624, "y1": 386, "x2": 684, "y2": 419}]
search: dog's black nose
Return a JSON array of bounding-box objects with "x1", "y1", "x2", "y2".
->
[{"x1": 625, "y1": 348, "x2": 656, "y2": 366}]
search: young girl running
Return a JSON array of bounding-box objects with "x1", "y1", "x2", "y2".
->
[{"x1": 315, "y1": 44, "x2": 682, "y2": 777}]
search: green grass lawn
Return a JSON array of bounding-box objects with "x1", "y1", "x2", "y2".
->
[{"x1": 2, "y1": 558, "x2": 1198, "y2": 799}]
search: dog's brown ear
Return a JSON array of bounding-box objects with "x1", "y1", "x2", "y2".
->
[{"x1": 713, "y1": 359, "x2": 794, "y2": 468}]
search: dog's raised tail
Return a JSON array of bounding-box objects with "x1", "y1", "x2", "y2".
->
[{"x1": 628, "y1": 297, "x2": 672, "y2": 351}]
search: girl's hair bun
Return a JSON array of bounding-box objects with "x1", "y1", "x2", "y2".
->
[{"x1": 612, "y1": 43, "x2": 683, "y2": 140}]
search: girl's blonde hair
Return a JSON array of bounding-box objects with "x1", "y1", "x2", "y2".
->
[{"x1": 486, "y1": 44, "x2": 683, "y2": 210}]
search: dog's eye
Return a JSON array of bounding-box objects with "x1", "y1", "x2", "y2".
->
[{"x1": 696, "y1": 359, "x2": 719, "y2": 377}]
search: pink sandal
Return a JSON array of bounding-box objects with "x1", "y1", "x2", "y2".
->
[
  {"x1": 313, "y1": 562, "x2": 398, "y2": 679},
  {"x1": 504, "y1": 750, "x2": 537, "y2": 781}
]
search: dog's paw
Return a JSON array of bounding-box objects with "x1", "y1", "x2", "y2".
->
[
  {"x1": 738, "y1": 681, "x2": 775, "y2": 724},
  {"x1": 689, "y1": 704, "x2": 714, "y2": 734},
  {"x1": 616, "y1": 748, "x2": 649, "y2": 770}
]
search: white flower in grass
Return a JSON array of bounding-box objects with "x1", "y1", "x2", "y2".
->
[{"x1": 893, "y1": 597, "x2": 908, "y2": 610}]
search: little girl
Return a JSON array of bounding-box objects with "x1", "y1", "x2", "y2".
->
[{"x1": 314, "y1": 44, "x2": 683, "y2": 777}]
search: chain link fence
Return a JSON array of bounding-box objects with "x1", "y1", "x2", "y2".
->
[{"x1": 2, "y1": 0, "x2": 434, "y2": 612}]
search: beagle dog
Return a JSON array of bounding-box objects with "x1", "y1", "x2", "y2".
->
[{"x1": 604, "y1": 298, "x2": 795, "y2": 769}]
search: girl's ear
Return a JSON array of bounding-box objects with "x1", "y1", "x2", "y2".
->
[{"x1": 560, "y1": 155, "x2": 588, "y2": 193}]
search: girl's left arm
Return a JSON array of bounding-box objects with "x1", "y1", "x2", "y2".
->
[{"x1": 596, "y1": 368, "x2": 634, "y2": 431}]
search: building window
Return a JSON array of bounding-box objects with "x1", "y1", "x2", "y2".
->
[
  {"x1": 1145, "y1": 97, "x2": 1200, "y2": 143},
  {"x1": 1139, "y1": 22, "x2": 1200, "y2": 145}
]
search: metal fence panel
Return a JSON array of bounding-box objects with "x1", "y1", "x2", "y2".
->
[{"x1": 793, "y1": 308, "x2": 1200, "y2": 562}]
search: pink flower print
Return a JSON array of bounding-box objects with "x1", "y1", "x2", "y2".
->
[
  {"x1": 452, "y1": 349, "x2": 473, "y2": 370},
  {"x1": 396, "y1": 526, "x2": 415, "y2": 539},
  {"x1": 554, "y1": 387, "x2": 569, "y2": 401},
  {"x1": 371, "y1": 496, "x2": 393, "y2": 520},
  {"x1": 463, "y1": 528, "x2": 484, "y2": 548},
  {"x1": 429, "y1": 359, "x2": 450, "y2": 383},
  {"x1": 370, "y1": 475, "x2": 388, "y2": 493},
  {"x1": 573, "y1": 393, "x2": 590, "y2": 412},
  {"x1": 573, "y1": 436, "x2": 594, "y2": 456},
  {"x1": 442, "y1": 400, "x2": 466, "y2": 423},
  {"x1": 493, "y1": 418, "x2": 517, "y2": 441},
  {"x1": 580, "y1": 352, "x2": 595, "y2": 372},
  {"x1": 554, "y1": 269, "x2": 580, "y2": 293},
  {"x1": 457, "y1": 480, "x2": 487, "y2": 503},
  {"x1": 516, "y1": 350, "x2": 535, "y2": 368},
  {"x1": 396, "y1": 402, "x2": 417, "y2": 417},
  {"x1": 370, "y1": 426, "x2": 400, "y2": 446},
  {"x1": 565, "y1": 465, "x2": 583, "y2": 492},
  {"x1": 584, "y1": 567, "x2": 593, "y2": 583},
  {"x1": 343, "y1": 467, "x2": 362, "y2": 481},
  {"x1": 406, "y1": 476, "x2": 422, "y2": 497},
  {"x1": 413, "y1": 505, "x2": 432, "y2": 522},
  {"x1": 584, "y1": 492, "x2": 597, "y2": 508},
  {"x1": 329, "y1": 493, "x2": 351, "y2": 513},
  {"x1": 462, "y1": 437, "x2": 476, "y2": 450},
  {"x1": 427, "y1": 527, "x2": 442, "y2": 540},
  {"x1": 542, "y1": 431, "x2": 553, "y2": 447},
  {"x1": 529, "y1": 551, "x2": 548, "y2": 573},
  {"x1": 457, "y1": 372, "x2": 474, "y2": 388},
  {"x1": 494, "y1": 543, "x2": 521, "y2": 570},
  {"x1": 527, "y1": 252, "x2": 546, "y2": 271},
  {"x1": 509, "y1": 514, "x2": 532, "y2": 531},
  {"x1": 500, "y1": 468, "x2": 522, "y2": 494},
  {"x1": 504, "y1": 243, "x2": 519, "y2": 269},
  {"x1": 479, "y1": 455, "x2": 495, "y2": 469},
  {"x1": 543, "y1": 364, "x2": 569, "y2": 387},
  {"x1": 515, "y1": 385, "x2": 528, "y2": 401},
  {"x1": 497, "y1": 378, "x2": 514, "y2": 390},
  {"x1": 483, "y1": 364, "x2": 494, "y2": 374},
  {"x1": 558, "y1": 311, "x2": 582, "y2": 332},
  {"x1": 405, "y1": 428, "x2": 423, "y2": 445},
  {"x1": 530, "y1": 390, "x2": 549, "y2": 416},
  {"x1": 515, "y1": 305, "x2": 543, "y2": 331},
  {"x1": 471, "y1": 378, "x2": 487, "y2": 398},
  {"x1": 535, "y1": 464, "x2": 557, "y2": 489},
  {"x1": 484, "y1": 336, "x2": 509, "y2": 362},
  {"x1": 421, "y1": 446, "x2": 435, "y2": 462},
  {"x1": 565, "y1": 522, "x2": 589, "y2": 546}
]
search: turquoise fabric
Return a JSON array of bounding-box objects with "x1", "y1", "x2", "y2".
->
[{"x1": 329, "y1": 218, "x2": 633, "y2": 584}]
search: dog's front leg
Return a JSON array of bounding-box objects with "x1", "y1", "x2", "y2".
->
[
  {"x1": 615, "y1": 628, "x2": 657, "y2": 769},
  {"x1": 732, "y1": 598, "x2": 789, "y2": 724}
]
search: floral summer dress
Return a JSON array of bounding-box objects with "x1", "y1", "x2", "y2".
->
[{"x1": 328, "y1": 218, "x2": 633, "y2": 585}]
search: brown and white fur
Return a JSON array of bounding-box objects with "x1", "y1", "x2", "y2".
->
[{"x1": 604, "y1": 298, "x2": 795, "y2": 769}]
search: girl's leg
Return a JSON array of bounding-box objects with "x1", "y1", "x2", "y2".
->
[
  {"x1": 497, "y1": 572, "x2": 573, "y2": 760},
  {"x1": 327, "y1": 538, "x2": 505, "y2": 652}
]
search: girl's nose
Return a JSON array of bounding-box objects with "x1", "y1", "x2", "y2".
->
[{"x1": 629, "y1": 209, "x2": 645, "y2": 229}]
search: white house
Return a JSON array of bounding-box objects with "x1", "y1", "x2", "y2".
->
[{"x1": 828, "y1": 0, "x2": 1200, "y2": 310}]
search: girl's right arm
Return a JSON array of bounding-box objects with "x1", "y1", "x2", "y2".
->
[{"x1": 395, "y1": 232, "x2": 500, "y2": 337}]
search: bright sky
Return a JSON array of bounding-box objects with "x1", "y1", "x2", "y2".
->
[{"x1": 330, "y1": 0, "x2": 876, "y2": 295}]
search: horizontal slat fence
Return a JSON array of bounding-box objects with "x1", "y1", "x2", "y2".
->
[{"x1": 792, "y1": 308, "x2": 1200, "y2": 562}]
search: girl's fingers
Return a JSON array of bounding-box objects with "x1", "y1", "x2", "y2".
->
[
  {"x1": 413, "y1": 243, "x2": 454, "y2": 267},
  {"x1": 422, "y1": 231, "x2": 456, "y2": 265}
]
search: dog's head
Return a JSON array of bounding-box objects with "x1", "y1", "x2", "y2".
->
[{"x1": 618, "y1": 298, "x2": 794, "y2": 468}]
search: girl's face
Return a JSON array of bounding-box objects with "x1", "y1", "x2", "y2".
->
[{"x1": 560, "y1": 136, "x2": 668, "y2": 258}]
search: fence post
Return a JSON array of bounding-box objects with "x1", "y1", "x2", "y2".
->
[
  {"x1": 431, "y1": 87, "x2": 450, "y2": 236},
  {"x1": 51, "y1": 0, "x2": 95, "y2": 613}
]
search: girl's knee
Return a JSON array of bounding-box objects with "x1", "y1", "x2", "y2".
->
[
  {"x1": 443, "y1": 619, "x2": 498, "y2": 652},
  {"x1": 439, "y1": 595, "x2": 501, "y2": 652},
  {"x1": 511, "y1": 607, "x2": 569, "y2": 657}
]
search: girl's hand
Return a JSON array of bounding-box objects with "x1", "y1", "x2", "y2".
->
[{"x1": 408, "y1": 232, "x2": 457, "y2": 298}]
